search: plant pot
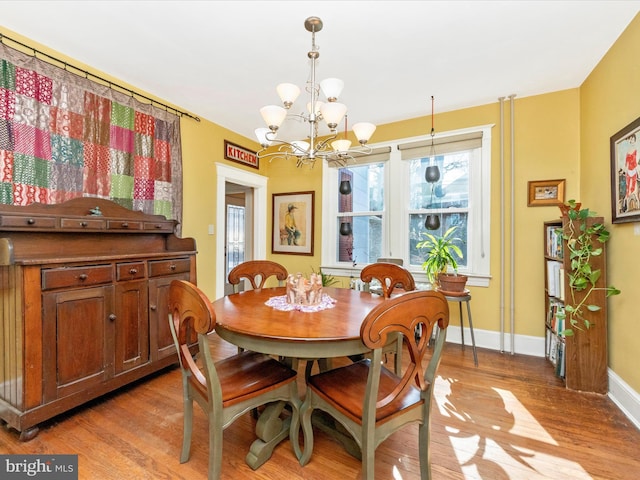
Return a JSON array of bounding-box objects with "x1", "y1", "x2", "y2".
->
[
  {"x1": 559, "y1": 202, "x2": 581, "y2": 218},
  {"x1": 437, "y1": 273, "x2": 468, "y2": 293}
]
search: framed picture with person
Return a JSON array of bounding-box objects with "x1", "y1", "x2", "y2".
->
[
  {"x1": 272, "y1": 191, "x2": 315, "y2": 255},
  {"x1": 611, "y1": 115, "x2": 640, "y2": 223}
]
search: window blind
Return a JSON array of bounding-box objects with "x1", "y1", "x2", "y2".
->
[
  {"x1": 328, "y1": 146, "x2": 392, "y2": 167},
  {"x1": 398, "y1": 131, "x2": 482, "y2": 159}
]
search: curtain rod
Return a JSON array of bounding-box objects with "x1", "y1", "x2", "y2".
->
[{"x1": 0, "y1": 32, "x2": 200, "y2": 122}]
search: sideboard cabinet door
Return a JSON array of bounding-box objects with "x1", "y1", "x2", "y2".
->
[
  {"x1": 148, "y1": 273, "x2": 190, "y2": 361},
  {"x1": 114, "y1": 279, "x2": 150, "y2": 375},
  {"x1": 42, "y1": 285, "x2": 114, "y2": 403}
]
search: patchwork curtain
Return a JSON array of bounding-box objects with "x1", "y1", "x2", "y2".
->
[{"x1": 0, "y1": 42, "x2": 182, "y2": 224}]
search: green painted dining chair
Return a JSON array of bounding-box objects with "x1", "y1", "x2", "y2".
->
[
  {"x1": 168, "y1": 279, "x2": 301, "y2": 480},
  {"x1": 360, "y1": 262, "x2": 417, "y2": 374},
  {"x1": 296, "y1": 289, "x2": 449, "y2": 480},
  {"x1": 228, "y1": 260, "x2": 288, "y2": 292},
  {"x1": 360, "y1": 261, "x2": 415, "y2": 298}
]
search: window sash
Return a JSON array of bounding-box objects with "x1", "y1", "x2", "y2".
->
[{"x1": 322, "y1": 125, "x2": 492, "y2": 286}]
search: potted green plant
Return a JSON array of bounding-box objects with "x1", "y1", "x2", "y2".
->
[
  {"x1": 416, "y1": 225, "x2": 467, "y2": 292},
  {"x1": 311, "y1": 266, "x2": 340, "y2": 287},
  {"x1": 556, "y1": 200, "x2": 621, "y2": 335}
]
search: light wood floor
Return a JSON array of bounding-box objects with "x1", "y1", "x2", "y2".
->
[{"x1": 2, "y1": 334, "x2": 639, "y2": 479}]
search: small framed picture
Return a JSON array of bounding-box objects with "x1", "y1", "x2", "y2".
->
[
  {"x1": 272, "y1": 191, "x2": 314, "y2": 256},
  {"x1": 527, "y1": 179, "x2": 566, "y2": 207},
  {"x1": 610, "y1": 115, "x2": 640, "y2": 223}
]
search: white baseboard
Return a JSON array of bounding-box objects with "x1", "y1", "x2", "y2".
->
[
  {"x1": 608, "y1": 369, "x2": 640, "y2": 430},
  {"x1": 445, "y1": 325, "x2": 545, "y2": 357},
  {"x1": 446, "y1": 327, "x2": 640, "y2": 430}
]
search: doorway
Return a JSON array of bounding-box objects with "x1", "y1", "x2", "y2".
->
[
  {"x1": 224, "y1": 182, "x2": 253, "y2": 295},
  {"x1": 215, "y1": 163, "x2": 268, "y2": 300}
]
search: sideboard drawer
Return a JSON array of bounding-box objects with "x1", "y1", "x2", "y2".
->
[
  {"x1": 148, "y1": 258, "x2": 191, "y2": 277},
  {"x1": 0, "y1": 215, "x2": 56, "y2": 229},
  {"x1": 42, "y1": 265, "x2": 114, "y2": 290},
  {"x1": 61, "y1": 217, "x2": 106, "y2": 230},
  {"x1": 116, "y1": 261, "x2": 146, "y2": 281},
  {"x1": 144, "y1": 221, "x2": 175, "y2": 232},
  {"x1": 106, "y1": 220, "x2": 143, "y2": 230}
]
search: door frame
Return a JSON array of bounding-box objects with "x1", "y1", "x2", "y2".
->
[{"x1": 215, "y1": 163, "x2": 268, "y2": 299}]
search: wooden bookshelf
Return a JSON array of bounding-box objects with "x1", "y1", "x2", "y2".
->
[{"x1": 543, "y1": 217, "x2": 608, "y2": 394}]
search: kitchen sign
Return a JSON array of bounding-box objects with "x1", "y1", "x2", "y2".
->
[{"x1": 224, "y1": 140, "x2": 259, "y2": 169}]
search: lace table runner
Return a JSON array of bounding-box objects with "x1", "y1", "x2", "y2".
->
[{"x1": 265, "y1": 294, "x2": 337, "y2": 312}]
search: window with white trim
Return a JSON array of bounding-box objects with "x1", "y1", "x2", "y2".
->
[{"x1": 322, "y1": 125, "x2": 492, "y2": 286}]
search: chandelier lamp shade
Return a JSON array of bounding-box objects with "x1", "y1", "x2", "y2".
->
[{"x1": 255, "y1": 16, "x2": 376, "y2": 167}]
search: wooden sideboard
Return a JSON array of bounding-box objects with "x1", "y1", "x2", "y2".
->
[{"x1": 0, "y1": 198, "x2": 197, "y2": 440}]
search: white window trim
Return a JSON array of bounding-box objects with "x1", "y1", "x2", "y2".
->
[{"x1": 322, "y1": 124, "x2": 493, "y2": 288}]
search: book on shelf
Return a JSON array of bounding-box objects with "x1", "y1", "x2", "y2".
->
[
  {"x1": 555, "y1": 340, "x2": 566, "y2": 378},
  {"x1": 555, "y1": 341, "x2": 562, "y2": 376},
  {"x1": 547, "y1": 299, "x2": 565, "y2": 335},
  {"x1": 546, "y1": 260, "x2": 563, "y2": 297},
  {"x1": 549, "y1": 335, "x2": 558, "y2": 365},
  {"x1": 547, "y1": 323, "x2": 566, "y2": 376},
  {"x1": 546, "y1": 225, "x2": 563, "y2": 259}
]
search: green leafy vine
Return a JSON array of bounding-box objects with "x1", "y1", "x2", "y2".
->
[{"x1": 556, "y1": 200, "x2": 621, "y2": 335}]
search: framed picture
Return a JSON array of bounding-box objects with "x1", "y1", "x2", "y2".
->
[
  {"x1": 224, "y1": 140, "x2": 259, "y2": 169},
  {"x1": 272, "y1": 191, "x2": 315, "y2": 256},
  {"x1": 610, "y1": 115, "x2": 640, "y2": 223},
  {"x1": 527, "y1": 179, "x2": 566, "y2": 207}
]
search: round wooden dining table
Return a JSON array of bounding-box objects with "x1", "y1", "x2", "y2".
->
[
  {"x1": 210, "y1": 285, "x2": 386, "y2": 468},
  {"x1": 212, "y1": 286, "x2": 386, "y2": 359}
]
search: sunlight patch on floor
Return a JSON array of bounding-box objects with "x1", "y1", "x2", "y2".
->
[
  {"x1": 392, "y1": 465, "x2": 403, "y2": 479},
  {"x1": 435, "y1": 377, "x2": 592, "y2": 479}
]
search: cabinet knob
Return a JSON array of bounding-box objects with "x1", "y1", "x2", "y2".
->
[
  {"x1": 149, "y1": 304, "x2": 157, "y2": 311},
  {"x1": 80, "y1": 221, "x2": 88, "y2": 227},
  {"x1": 79, "y1": 274, "x2": 88, "y2": 281},
  {"x1": 129, "y1": 268, "x2": 138, "y2": 275},
  {"x1": 108, "y1": 314, "x2": 117, "y2": 322},
  {"x1": 121, "y1": 222, "x2": 129, "y2": 228},
  {"x1": 27, "y1": 218, "x2": 35, "y2": 225},
  {"x1": 170, "y1": 264, "x2": 176, "y2": 271}
]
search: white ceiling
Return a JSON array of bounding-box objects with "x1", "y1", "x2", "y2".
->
[{"x1": 2, "y1": 1, "x2": 639, "y2": 144}]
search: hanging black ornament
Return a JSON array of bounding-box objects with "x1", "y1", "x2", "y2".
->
[
  {"x1": 339, "y1": 222, "x2": 353, "y2": 236},
  {"x1": 339, "y1": 180, "x2": 352, "y2": 195},
  {"x1": 425, "y1": 165, "x2": 440, "y2": 183},
  {"x1": 424, "y1": 214, "x2": 440, "y2": 230}
]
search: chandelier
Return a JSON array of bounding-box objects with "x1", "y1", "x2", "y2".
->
[{"x1": 255, "y1": 16, "x2": 376, "y2": 168}]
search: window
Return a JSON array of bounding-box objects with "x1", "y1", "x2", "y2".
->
[
  {"x1": 322, "y1": 125, "x2": 492, "y2": 286},
  {"x1": 226, "y1": 204, "x2": 245, "y2": 278},
  {"x1": 337, "y1": 163, "x2": 384, "y2": 265}
]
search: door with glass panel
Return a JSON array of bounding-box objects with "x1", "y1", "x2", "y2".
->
[{"x1": 224, "y1": 183, "x2": 253, "y2": 295}]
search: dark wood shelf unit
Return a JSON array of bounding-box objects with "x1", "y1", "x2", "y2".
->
[
  {"x1": 543, "y1": 217, "x2": 608, "y2": 394},
  {"x1": 0, "y1": 198, "x2": 197, "y2": 439}
]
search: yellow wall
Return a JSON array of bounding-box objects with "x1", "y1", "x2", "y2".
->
[
  {"x1": 265, "y1": 149, "x2": 324, "y2": 277},
  {"x1": 266, "y1": 92, "x2": 582, "y2": 340},
  {"x1": 2, "y1": 17, "x2": 638, "y2": 394},
  {"x1": 179, "y1": 117, "x2": 264, "y2": 297},
  {"x1": 580, "y1": 13, "x2": 640, "y2": 392}
]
